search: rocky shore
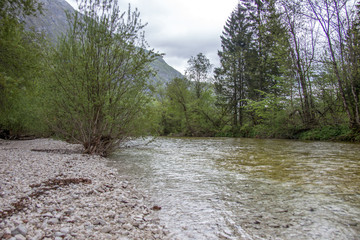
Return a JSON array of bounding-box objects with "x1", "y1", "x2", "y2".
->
[{"x1": 0, "y1": 139, "x2": 169, "y2": 240}]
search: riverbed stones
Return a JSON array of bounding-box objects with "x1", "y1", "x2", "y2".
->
[{"x1": 0, "y1": 139, "x2": 168, "y2": 239}]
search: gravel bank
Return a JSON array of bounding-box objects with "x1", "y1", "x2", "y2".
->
[{"x1": 0, "y1": 138, "x2": 169, "y2": 240}]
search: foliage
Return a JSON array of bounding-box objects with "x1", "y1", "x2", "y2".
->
[
  {"x1": 186, "y1": 53, "x2": 212, "y2": 99},
  {"x1": 298, "y1": 126, "x2": 352, "y2": 141},
  {"x1": 204, "y1": 0, "x2": 360, "y2": 141},
  {"x1": 44, "y1": 0, "x2": 157, "y2": 156},
  {"x1": 0, "y1": 0, "x2": 43, "y2": 20},
  {"x1": 214, "y1": 0, "x2": 291, "y2": 135},
  {"x1": 0, "y1": 0, "x2": 47, "y2": 136},
  {"x1": 2, "y1": 0, "x2": 360, "y2": 145},
  {"x1": 157, "y1": 53, "x2": 226, "y2": 137}
]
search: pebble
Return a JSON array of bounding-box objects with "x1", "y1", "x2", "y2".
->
[
  {"x1": 42, "y1": 212, "x2": 52, "y2": 218},
  {"x1": 268, "y1": 223, "x2": 281, "y2": 228},
  {"x1": 123, "y1": 223, "x2": 133, "y2": 231},
  {"x1": 48, "y1": 218, "x2": 59, "y2": 225},
  {"x1": 54, "y1": 232, "x2": 65, "y2": 237},
  {"x1": 11, "y1": 225, "x2": 27, "y2": 236},
  {"x1": 14, "y1": 234, "x2": 26, "y2": 240},
  {"x1": 93, "y1": 219, "x2": 107, "y2": 226},
  {"x1": 60, "y1": 227, "x2": 70, "y2": 234},
  {"x1": 101, "y1": 226, "x2": 112, "y2": 233},
  {"x1": 0, "y1": 139, "x2": 168, "y2": 240}
]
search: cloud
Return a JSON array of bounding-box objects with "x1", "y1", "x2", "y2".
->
[
  {"x1": 119, "y1": 0, "x2": 238, "y2": 74},
  {"x1": 66, "y1": 0, "x2": 238, "y2": 74}
]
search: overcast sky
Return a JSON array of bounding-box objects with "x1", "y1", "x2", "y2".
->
[{"x1": 65, "y1": 0, "x2": 238, "y2": 74}]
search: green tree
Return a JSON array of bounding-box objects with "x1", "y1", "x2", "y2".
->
[
  {"x1": 45, "y1": 0, "x2": 157, "y2": 156},
  {"x1": 185, "y1": 53, "x2": 221, "y2": 135},
  {"x1": 215, "y1": 4, "x2": 252, "y2": 133},
  {"x1": 0, "y1": 0, "x2": 43, "y2": 19},
  {"x1": 164, "y1": 77, "x2": 193, "y2": 135},
  {"x1": 186, "y1": 53, "x2": 212, "y2": 99},
  {"x1": 159, "y1": 54, "x2": 223, "y2": 136},
  {"x1": 0, "y1": 0, "x2": 46, "y2": 137}
]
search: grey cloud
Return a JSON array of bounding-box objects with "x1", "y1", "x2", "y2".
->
[{"x1": 66, "y1": 0, "x2": 236, "y2": 73}]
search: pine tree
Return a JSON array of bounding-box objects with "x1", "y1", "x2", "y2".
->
[
  {"x1": 215, "y1": 1, "x2": 292, "y2": 133},
  {"x1": 215, "y1": 4, "x2": 253, "y2": 131}
]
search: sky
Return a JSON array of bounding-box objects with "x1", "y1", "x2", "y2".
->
[{"x1": 65, "y1": 0, "x2": 238, "y2": 74}]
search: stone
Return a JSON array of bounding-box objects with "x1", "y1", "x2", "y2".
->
[
  {"x1": 0, "y1": 139, "x2": 168, "y2": 240},
  {"x1": 15, "y1": 234, "x2": 26, "y2": 240},
  {"x1": 54, "y1": 232, "x2": 66, "y2": 237},
  {"x1": 101, "y1": 226, "x2": 112, "y2": 233},
  {"x1": 4, "y1": 228, "x2": 12, "y2": 235},
  {"x1": 132, "y1": 221, "x2": 140, "y2": 228},
  {"x1": 30, "y1": 231, "x2": 44, "y2": 240},
  {"x1": 60, "y1": 227, "x2": 70, "y2": 234},
  {"x1": 123, "y1": 223, "x2": 133, "y2": 231},
  {"x1": 42, "y1": 212, "x2": 53, "y2": 218},
  {"x1": 48, "y1": 218, "x2": 59, "y2": 225},
  {"x1": 268, "y1": 223, "x2": 281, "y2": 228},
  {"x1": 11, "y1": 225, "x2": 27, "y2": 236},
  {"x1": 93, "y1": 219, "x2": 107, "y2": 226},
  {"x1": 40, "y1": 222, "x2": 48, "y2": 230},
  {"x1": 64, "y1": 208, "x2": 74, "y2": 215},
  {"x1": 2, "y1": 233, "x2": 12, "y2": 239}
]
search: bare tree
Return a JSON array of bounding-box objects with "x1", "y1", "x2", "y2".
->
[
  {"x1": 281, "y1": 0, "x2": 318, "y2": 127},
  {"x1": 306, "y1": 0, "x2": 360, "y2": 130}
]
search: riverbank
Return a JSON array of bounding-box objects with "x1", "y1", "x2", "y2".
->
[
  {"x1": 0, "y1": 138, "x2": 169, "y2": 240},
  {"x1": 213, "y1": 124, "x2": 360, "y2": 143}
]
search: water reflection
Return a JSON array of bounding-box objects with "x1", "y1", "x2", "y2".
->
[{"x1": 108, "y1": 137, "x2": 360, "y2": 239}]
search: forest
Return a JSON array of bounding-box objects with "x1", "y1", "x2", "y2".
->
[
  {"x1": 161, "y1": 0, "x2": 360, "y2": 141},
  {"x1": 1, "y1": 0, "x2": 360, "y2": 156}
]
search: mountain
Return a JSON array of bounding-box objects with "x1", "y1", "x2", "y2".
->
[
  {"x1": 24, "y1": 0, "x2": 74, "y2": 42},
  {"x1": 24, "y1": 0, "x2": 182, "y2": 83}
]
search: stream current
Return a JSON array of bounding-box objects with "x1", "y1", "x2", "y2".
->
[{"x1": 109, "y1": 137, "x2": 360, "y2": 239}]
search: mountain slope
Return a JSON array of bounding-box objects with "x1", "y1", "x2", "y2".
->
[
  {"x1": 24, "y1": 0, "x2": 74, "y2": 42},
  {"x1": 25, "y1": 0, "x2": 182, "y2": 83}
]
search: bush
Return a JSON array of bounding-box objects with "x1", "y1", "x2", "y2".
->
[
  {"x1": 44, "y1": 1, "x2": 157, "y2": 156},
  {"x1": 298, "y1": 125, "x2": 351, "y2": 141}
]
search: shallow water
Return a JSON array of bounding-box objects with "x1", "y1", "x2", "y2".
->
[{"x1": 108, "y1": 137, "x2": 360, "y2": 239}]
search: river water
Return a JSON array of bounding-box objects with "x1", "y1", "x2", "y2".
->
[{"x1": 108, "y1": 137, "x2": 360, "y2": 240}]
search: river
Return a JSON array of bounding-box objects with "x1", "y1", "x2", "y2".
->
[{"x1": 108, "y1": 137, "x2": 360, "y2": 240}]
